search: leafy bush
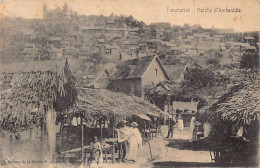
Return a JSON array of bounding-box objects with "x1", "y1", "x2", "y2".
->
[{"x1": 206, "y1": 58, "x2": 220, "y2": 66}]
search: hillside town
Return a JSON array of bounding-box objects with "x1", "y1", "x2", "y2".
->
[
  {"x1": 1, "y1": 4, "x2": 259, "y2": 77},
  {"x1": 0, "y1": 2, "x2": 259, "y2": 168}
]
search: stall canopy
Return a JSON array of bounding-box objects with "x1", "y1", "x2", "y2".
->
[
  {"x1": 135, "y1": 114, "x2": 152, "y2": 121},
  {"x1": 146, "y1": 112, "x2": 160, "y2": 118},
  {"x1": 199, "y1": 74, "x2": 260, "y2": 125},
  {"x1": 0, "y1": 59, "x2": 77, "y2": 132},
  {"x1": 160, "y1": 111, "x2": 173, "y2": 118},
  {"x1": 69, "y1": 87, "x2": 162, "y2": 121}
]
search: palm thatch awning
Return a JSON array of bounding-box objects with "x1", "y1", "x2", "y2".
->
[
  {"x1": 199, "y1": 73, "x2": 259, "y2": 125},
  {"x1": 0, "y1": 59, "x2": 76, "y2": 132},
  {"x1": 68, "y1": 88, "x2": 163, "y2": 121}
]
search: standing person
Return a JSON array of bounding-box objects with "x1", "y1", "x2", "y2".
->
[
  {"x1": 89, "y1": 136, "x2": 103, "y2": 168},
  {"x1": 166, "y1": 118, "x2": 175, "y2": 138},
  {"x1": 116, "y1": 120, "x2": 129, "y2": 162},
  {"x1": 127, "y1": 122, "x2": 143, "y2": 163},
  {"x1": 203, "y1": 121, "x2": 211, "y2": 138},
  {"x1": 178, "y1": 115, "x2": 184, "y2": 133},
  {"x1": 190, "y1": 116, "x2": 197, "y2": 142}
]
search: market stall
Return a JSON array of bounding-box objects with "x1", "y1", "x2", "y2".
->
[
  {"x1": 0, "y1": 59, "x2": 77, "y2": 164},
  {"x1": 57, "y1": 87, "x2": 163, "y2": 164},
  {"x1": 198, "y1": 73, "x2": 259, "y2": 166}
]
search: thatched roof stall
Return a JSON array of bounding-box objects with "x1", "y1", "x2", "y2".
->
[
  {"x1": 70, "y1": 88, "x2": 162, "y2": 121},
  {"x1": 0, "y1": 59, "x2": 77, "y2": 164},
  {"x1": 216, "y1": 76, "x2": 259, "y2": 125},
  {"x1": 0, "y1": 59, "x2": 76, "y2": 132},
  {"x1": 62, "y1": 87, "x2": 163, "y2": 163},
  {"x1": 197, "y1": 71, "x2": 259, "y2": 166},
  {"x1": 199, "y1": 73, "x2": 259, "y2": 125}
]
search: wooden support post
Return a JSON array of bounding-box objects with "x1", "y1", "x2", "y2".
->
[
  {"x1": 53, "y1": 111, "x2": 56, "y2": 164},
  {"x1": 144, "y1": 121, "x2": 146, "y2": 141},
  {"x1": 105, "y1": 149, "x2": 107, "y2": 162},
  {"x1": 100, "y1": 120, "x2": 103, "y2": 145},
  {"x1": 81, "y1": 115, "x2": 84, "y2": 165},
  {"x1": 257, "y1": 120, "x2": 260, "y2": 166},
  {"x1": 41, "y1": 121, "x2": 44, "y2": 142},
  {"x1": 46, "y1": 110, "x2": 56, "y2": 163},
  {"x1": 112, "y1": 116, "x2": 115, "y2": 163},
  {"x1": 148, "y1": 139, "x2": 153, "y2": 160},
  {"x1": 30, "y1": 128, "x2": 32, "y2": 142}
]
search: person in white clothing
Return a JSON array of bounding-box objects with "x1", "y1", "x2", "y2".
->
[
  {"x1": 178, "y1": 115, "x2": 184, "y2": 133},
  {"x1": 127, "y1": 122, "x2": 143, "y2": 163},
  {"x1": 203, "y1": 121, "x2": 211, "y2": 138},
  {"x1": 116, "y1": 120, "x2": 129, "y2": 162},
  {"x1": 190, "y1": 116, "x2": 197, "y2": 142}
]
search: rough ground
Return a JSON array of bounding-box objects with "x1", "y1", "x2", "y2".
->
[
  {"x1": 102, "y1": 125, "x2": 212, "y2": 168},
  {"x1": 1, "y1": 126, "x2": 213, "y2": 168}
]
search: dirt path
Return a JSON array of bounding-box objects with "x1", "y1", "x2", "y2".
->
[
  {"x1": 103, "y1": 126, "x2": 212, "y2": 168},
  {"x1": 1, "y1": 126, "x2": 213, "y2": 168}
]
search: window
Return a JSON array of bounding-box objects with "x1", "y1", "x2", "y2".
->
[
  {"x1": 155, "y1": 68, "x2": 158, "y2": 76},
  {"x1": 130, "y1": 83, "x2": 134, "y2": 95}
]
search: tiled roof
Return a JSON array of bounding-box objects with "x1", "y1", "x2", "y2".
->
[
  {"x1": 112, "y1": 55, "x2": 156, "y2": 79},
  {"x1": 112, "y1": 55, "x2": 170, "y2": 80}
]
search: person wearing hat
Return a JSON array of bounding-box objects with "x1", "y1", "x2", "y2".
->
[
  {"x1": 127, "y1": 122, "x2": 142, "y2": 163},
  {"x1": 116, "y1": 120, "x2": 129, "y2": 162}
]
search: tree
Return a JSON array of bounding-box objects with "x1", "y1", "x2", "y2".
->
[
  {"x1": 240, "y1": 51, "x2": 259, "y2": 69},
  {"x1": 183, "y1": 23, "x2": 190, "y2": 29},
  {"x1": 163, "y1": 31, "x2": 171, "y2": 41},
  {"x1": 181, "y1": 66, "x2": 228, "y2": 100},
  {"x1": 126, "y1": 15, "x2": 134, "y2": 25}
]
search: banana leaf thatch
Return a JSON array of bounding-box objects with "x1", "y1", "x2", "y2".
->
[
  {"x1": 69, "y1": 87, "x2": 163, "y2": 121},
  {"x1": 0, "y1": 59, "x2": 76, "y2": 132}
]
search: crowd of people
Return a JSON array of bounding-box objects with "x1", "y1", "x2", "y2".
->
[
  {"x1": 87, "y1": 115, "x2": 209, "y2": 168},
  {"x1": 86, "y1": 114, "x2": 250, "y2": 168},
  {"x1": 166, "y1": 115, "x2": 201, "y2": 143}
]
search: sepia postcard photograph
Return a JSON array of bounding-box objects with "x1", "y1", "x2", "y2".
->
[{"x1": 0, "y1": 0, "x2": 259, "y2": 167}]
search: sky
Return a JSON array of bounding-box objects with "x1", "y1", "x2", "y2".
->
[{"x1": 0, "y1": 0, "x2": 259, "y2": 32}]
